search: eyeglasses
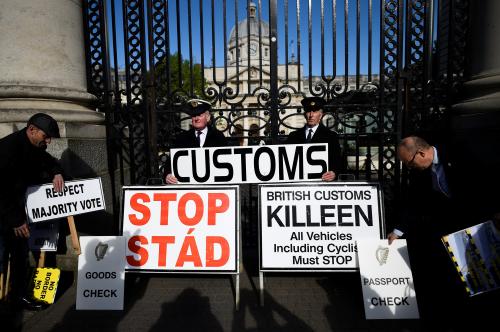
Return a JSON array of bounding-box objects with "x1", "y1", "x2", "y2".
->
[{"x1": 406, "y1": 150, "x2": 420, "y2": 168}]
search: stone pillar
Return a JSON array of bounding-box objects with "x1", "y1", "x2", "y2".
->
[
  {"x1": 451, "y1": 0, "x2": 500, "y2": 220},
  {"x1": 0, "y1": 0, "x2": 104, "y2": 133},
  {"x1": 0, "y1": 0, "x2": 114, "y2": 269}
]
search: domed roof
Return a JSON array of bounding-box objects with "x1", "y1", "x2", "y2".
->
[
  {"x1": 229, "y1": 18, "x2": 270, "y2": 41},
  {"x1": 229, "y1": 3, "x2": 270, "y2": 43}
]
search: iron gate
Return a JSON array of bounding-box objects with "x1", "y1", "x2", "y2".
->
[{"x1": 82, "y1": 0, "x2": 468, "y2": 233}]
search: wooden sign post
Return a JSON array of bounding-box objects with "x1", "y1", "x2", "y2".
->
[
  {"x1": 67, "y1": 215, "x2": 81, "y2": 255},
  {"x1": 0, "y1": 258, "x2": 10, "y2": 300}
]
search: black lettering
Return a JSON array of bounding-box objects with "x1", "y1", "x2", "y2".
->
[
  {"x1": 267, "y1": 206, "x2": 284, "y2": 227},
  {"x1": 338, "y1": 205, "x2": 353, "y2": 226},
  {"x1": 254, "y1": 147, "x2": 275, "y2": 181},
  {"x1": 191, "y1": 149, "x2": 210, "y2": 182},
  {"x1": 172, "y1": 150, "x2": 189, "y2": 182},
  {"x1": 32, "y1": 208, "x2": 41, "y2": 219},
  {"x1": 306, "y1": 145, "x2": 327, "y2": 179},
  {"x1": 233, "y1": 148, "x2": 252, "y2": 181},
  {"x1": 355, "y1": 205, "x2": 373, "y2": 226},
  {"x1": 364, "y1": 190, "x2": 371, "y2": 200},
  {"x1": 292, "y1": 206, "x2": 305, "y2": 227},
  {"x1": 320, "y1": 205, "x2": 336, "y2": 226},
  {"x1": 278, "y1": 146, "x2": 303, "y2": 180},
  {"x1": 213, "y1": 148, "x2": 233, "y2": 182}
]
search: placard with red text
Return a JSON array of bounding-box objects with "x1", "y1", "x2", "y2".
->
[{"x1": 121, "y1": 186, "x2": 239, "y2": 273}]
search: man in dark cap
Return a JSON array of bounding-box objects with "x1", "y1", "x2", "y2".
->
[
  {"x1": 286, "y1": 96, "x2": 342, "y2": 181},
  {"x1": 0, "y1": 113, "x2": 64, "y2": 311},
  {"x1": 164, "y1": 99, "x2": 227, "y2": 184}
]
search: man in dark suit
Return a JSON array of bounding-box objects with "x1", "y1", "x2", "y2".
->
[
  {"x1": 0, "y1": 113, "x2": 65, "y2": 311},
  {"x1": 164, "y1": 98, "x2": 227, "y2": 184},
  {"x1": 388, "y1": 136, "x2": 455, "y2": 242},
  {"x1": 388, "y1": 136, "x2": 464, "y2": 327},
  {"x1": 286, "y1": 96, "x2": 342, "y2": 181}
]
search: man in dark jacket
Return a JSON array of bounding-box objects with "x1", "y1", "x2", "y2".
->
[
  {"x1": 0, "y1": 113, "x2": 64, "y2": 310},
  {"x1": 388, "y1": 136, "x2": 464, "y2": 327},
  {"x1": 286, "y1": 96, "x2": 342, "y2": 181},
  {"x1": 165, "y1": 99, "x2": 227, "y2": 184}
]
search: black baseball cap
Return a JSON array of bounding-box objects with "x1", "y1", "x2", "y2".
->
[
  {"x1": 27, "y1": 113, "x2": 60, "y2": 138},
  {"x1": 185, "y1": 99, "x2": 211, "y2": 116},
  {"x1": 301, "y1": 96, "x2": 325, "y2": 112}
]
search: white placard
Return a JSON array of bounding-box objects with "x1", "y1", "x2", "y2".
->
[
  {"x1": 25, "y1": 178, "x2": 106, "y2": 223},
  {"x1": 122, "y1": 186, "x2": 239, "y2": 273},
  {"x1": 170, "y1": 143, "x2": 328, "y2": 184},
  {"x1": 259, "y1": 183, "x2": 384, "y2": 271},
  {"x1": 358, "y1": 239, "x2": 419, "y2": 319},
  {"x1": 28, "y1": 221, "x2": 59, "y2": 252},
  {"x1": 76, "y1": 236, "x2": 125, "y2": 310}
]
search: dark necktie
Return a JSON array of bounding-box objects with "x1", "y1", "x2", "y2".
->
[
  {"x1": 196, "y1": 130, "x2": 202, "y2": 147},
  {"x1": 431, "y1": 164, "x2": 450, "y2": 197},
  {"x1": 306, "y1": 128, "x2": 313, "y2": 143}
]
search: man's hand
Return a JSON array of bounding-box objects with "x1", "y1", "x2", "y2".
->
[
  {"x1": 53, "y1": 174, "x2": 64, "y2": 192},
  {"x1": 387, "y1": 232, "x2": 400, "y2": 245},
  {"x1": 165, "y1": 174, "x2": 178, "y2": 184},
  {"x1": 321, "y1": 171, "x2": 336, "y2": 182},
  {"x1": 14, "y1": 223, "x2": 30, "y2": 238}
]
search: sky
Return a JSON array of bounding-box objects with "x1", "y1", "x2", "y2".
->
[{"x1": 103, "y1": 0, "x2": 400, "y2": 76}]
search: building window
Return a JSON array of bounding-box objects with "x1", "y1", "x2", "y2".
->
[{"x1": 264, "y1": 48, "x2": 269, "y2": 57}]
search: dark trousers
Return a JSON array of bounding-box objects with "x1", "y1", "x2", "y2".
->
[
  {"x1": 407, "y1": 216, "x2": 467, "y2": 329},
  {"x1": 1, "y1": 228, "x2": 29, "y2": 300}
]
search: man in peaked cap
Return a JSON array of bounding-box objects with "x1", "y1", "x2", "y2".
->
[
  {"x1": 286, "y1": 96, "x2": 342, "y2": 181},
  {"x1": 164, "y1": 99, "x2": 227, "y2": 184},
  {"x1": 0, "y1": 113, "x2": 64, "y2": 311}
]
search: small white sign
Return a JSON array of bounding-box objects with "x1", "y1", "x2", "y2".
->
[
  {"x1": 28, "y1": 221, "x2": 59, "y2": 252},
  {"x1": 357, "y1": 239, "x2": 419, "y2": 319},
  {"x1": 170, "y1": 143, "x2": 328, "y2": 184},
  {"x1": 76, "y1": 236, "x2": 125, "y2": 310},
  {"x1": 25, "y1": 178, "x2": 106, "y2": 223}
]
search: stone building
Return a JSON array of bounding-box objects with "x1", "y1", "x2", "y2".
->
[{"x1": 203, "y1": 2, "x2": 378, "y2": 142}]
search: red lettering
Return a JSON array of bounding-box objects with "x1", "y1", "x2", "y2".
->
[
  {"x1": 176, "y1": 236, "x2": 202, "y2": 267},
  {"x1": 151, "y1": 236, "x2": 175, "y2": 266},
  {"x1": 129, "y1": 193, "x2": 151, "y2": 226},
  {"x1": 207, "y1": 193, "x2": 229, "y2": 225},
  {"x1": 206, "y1": 236, "x2": 230, "y2": 267},
  {"x1": 178, "y1": 193, "x2": 204, "y2": 226},
  {"x1": 153, "y1": 193, "x2": 177, "y2": 225},
  {"x1": 127, "y1": 236, "x2": 148, "y2": 266}
]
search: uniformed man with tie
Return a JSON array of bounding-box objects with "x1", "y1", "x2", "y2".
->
[
  {"x1": 164, "y1": 98, "x2": 227, "y2": 184},
  {"x1": 286, "y1": 96, "x2": 342, "y2": 181}
]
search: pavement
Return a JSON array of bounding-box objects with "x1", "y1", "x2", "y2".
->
[{"x1": 1, "y1": 248, "x2": 497, "y2": 332}]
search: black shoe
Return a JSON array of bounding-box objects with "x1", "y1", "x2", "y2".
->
[{"x1": 17, "y1": 297, "x2": 47, "y2": 311}]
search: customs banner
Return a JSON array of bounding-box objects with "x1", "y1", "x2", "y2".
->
[
  {"x1": 170, "y1": 143, "x2": 328, "y2": 184},
  {"x1": 25, "y1": 178, "x2": 106, "y2": 223},
  {"x1": 442, "y1": 220, "x2": 500, "y2": 296},
  {"x1": 259, "y1": 183, "x2": 384, "y2": 271},
  {"x1": 122, "y1": 186, "x2": 239, "y2": 273}
]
